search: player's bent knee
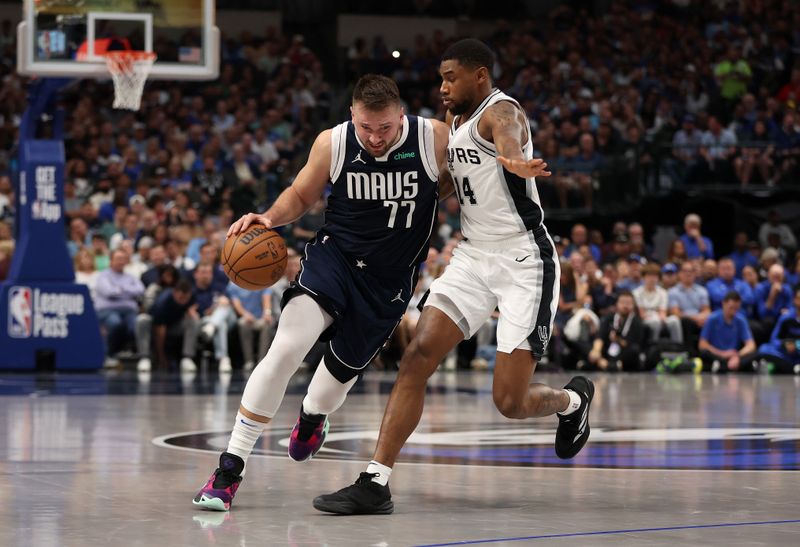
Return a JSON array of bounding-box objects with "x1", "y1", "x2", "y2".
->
[
  {"x1": 493, "y1": 393, "x2": 525, "y2": 419},
  {"x1": 398, "y1": 340, "x2": 439, "y2": 381}
]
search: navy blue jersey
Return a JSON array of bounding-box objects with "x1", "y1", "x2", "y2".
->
[{"x1": 322, "y1": 115, "x2": 439, "y2": 272}]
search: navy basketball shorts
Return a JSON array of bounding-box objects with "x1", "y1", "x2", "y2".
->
[{"x1": 283, "y1": 235, "x2": 417, "y2": 382}]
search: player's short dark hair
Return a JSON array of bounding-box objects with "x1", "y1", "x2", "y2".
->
[
  {"x1": 723, "y1": 290, "x2": 741, "y2": 303},
  {"x1": 352, "y1": 74, "x2": 401, "y2": 111},
  {"x1": 442, "y1": 38, "x2": 495, "y2": 73}
]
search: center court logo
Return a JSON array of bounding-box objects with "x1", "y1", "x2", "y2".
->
[{"x1": 154, "y1": 424, "x2": 800, "y2": 471}]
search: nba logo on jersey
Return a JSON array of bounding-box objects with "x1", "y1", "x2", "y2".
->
[{"x1": 8, "y1": 286, "x2": 33, "y2": 338}]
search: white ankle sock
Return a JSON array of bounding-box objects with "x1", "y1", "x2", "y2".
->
[
  {"x1": 226, "y1": 411, "x2": 268, "y2": 473},
  {"x1": 365, "y1": 460, "x2": 392, "y2": 486},
  {"x1": 558, "y1": 389, "x2": 582, "y2": 416}
]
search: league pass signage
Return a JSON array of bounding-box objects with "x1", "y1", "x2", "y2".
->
[
  {"x1": 7, "y1": 285, "x2": 85, "y2": 339},
  {"x1": 156, "y1": 424, "x2": 800, "y2": 471}
]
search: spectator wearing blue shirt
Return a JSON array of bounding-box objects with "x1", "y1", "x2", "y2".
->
[
  {"x1": 754, "y1": 263, "x2": 793, "y2": 324},
  {"x1": 746, "y1": 287, "x2": 800, "y2": 374},
  {"x1": 557, "y1": 133, "x2": 602, "y2": 210},
  {"x1": 679, "y1": 213, "x2": 714, "y2": 260},
  {"x1": 186, "y1": 219, "x2": 222, "y2": 265},
  {"x1": 135, "y1": 278, "x2": 198, "y2": 372},
  {"x1": 728, "y1": 232, "x2": 758, "y2": 278},
  {"x1": 617, "y1": 254, "x2": 645, "y2": 291},
  {"x1": 700, "y1": 258, "x2": 718, "y2": 286},
  {"x1": 194, "y1": 263, "x2": 235, "y2": 372},
  {"x1": 190, "y1": 241, "x2": 229, "y2": 293},
  {"x1": 628, "y1": 223, "x2": 654, "y2": 262},
  {"x1": 668, "y1": 261, "x2": 711, "y2": 352},
  {"x1": 660, "y1": 262, "x2": 680, "y2": 290},
  {"x1": 94, "y1": 249, "x2": 145, "y2": 366},
  {"x1": 228, "y1": 283, "x2": 275, "y2": 371},
  {"x1": 705, "y1": 257, "x2": 755, "y2": 315},
  {"x1": 698, "y1": 291, "x2": 755, "y2": 372},
  {"x1": 563, "y1": 223, "x2": 602, "y2": 264},
  {"x1": 786, "y1": 251, "x2": 800, "y2": 287}
]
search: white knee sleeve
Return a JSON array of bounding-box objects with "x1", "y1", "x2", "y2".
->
[
  {"x1": 302, "y1": 358, "x2": 358, "y2": 416},
  {"x1": 240, "y1": 294, "x2": 333, "y2": 418}
]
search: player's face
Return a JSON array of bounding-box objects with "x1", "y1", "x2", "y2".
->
[
  {"x1": 351, "y1": 102, "x2": 404, "y2": 158},
  {"x1": 439, "y1": 60, "x2": 486, "y2": 115}
]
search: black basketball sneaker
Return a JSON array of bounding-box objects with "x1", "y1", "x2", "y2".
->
[
  {"x1": 555, "y1": 376, "x2": 594, "y2": 459},
  {"x1": 313, "y1": 472, "x2": 394, "y2": 514}
]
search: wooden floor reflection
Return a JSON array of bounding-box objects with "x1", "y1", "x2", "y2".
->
[{"x1": 2, "y1": 369, "x2": 798, "y2": 546}]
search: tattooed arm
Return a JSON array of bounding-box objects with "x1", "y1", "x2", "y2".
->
[{"x1": 478, "y1": 100, "x2": 551, "y2": 179}]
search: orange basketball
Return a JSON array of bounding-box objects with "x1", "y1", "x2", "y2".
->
[{"x1": 221, "y1": 225, "x2": 288, "y2": 290}]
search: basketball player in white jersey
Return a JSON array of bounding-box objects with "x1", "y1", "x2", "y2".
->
[{"x1": 314, "y1": 39, "x2": 595, "y2": 515}]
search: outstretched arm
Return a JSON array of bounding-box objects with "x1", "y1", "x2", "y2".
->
[
  {"x1": 479, "y1": 101, "x2": 551, "y2": 179},
  {"x1": 227, "y1": 129, "x2": 333, "y2": 236}
]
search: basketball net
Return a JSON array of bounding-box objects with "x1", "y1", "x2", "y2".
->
[{"x1": 104, "y1": 51, "x2": 157, "y2": 111}]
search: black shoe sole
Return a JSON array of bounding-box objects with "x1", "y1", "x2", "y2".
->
[
  {"x1": 555, "y1": 377, "x2": 594, "y2": 460},
  {"x1": 312, "y1": 497, "x2": 394, "y2": 515}
]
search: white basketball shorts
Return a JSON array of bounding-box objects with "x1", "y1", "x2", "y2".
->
[{"x1": 425, "y1": 227, "x2": 560, "y2": 358}]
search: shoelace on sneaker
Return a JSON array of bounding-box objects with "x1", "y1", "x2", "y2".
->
[
  {"x1": 354, "y1": 472, "x2": 380, "y2": 486},
  {"x1": 297, "y1": 416, "x2": 323, "y2": 442},
  {"x1": 212, "y1": 467, "x2": 241, "y2": 489}
]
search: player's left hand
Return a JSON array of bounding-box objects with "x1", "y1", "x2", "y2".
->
[{"x1": 497, "y1": 156, "x2": 551, "y2": 178}]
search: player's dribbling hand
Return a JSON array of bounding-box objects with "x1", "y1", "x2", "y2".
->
[
  {"x1": 497, "y1": 157, "x2": 551, "y2": 178},
  {"x1": 227, "y1": 213, "x2": 273, "y2": 237}
]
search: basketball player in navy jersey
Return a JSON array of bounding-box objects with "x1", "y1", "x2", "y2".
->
[
  {"x1": 193, "y1": 75, "x2": 450, "y2": 511},
  {"x1": 314, "y1": 39, "x2": 594, "y2": 515}
]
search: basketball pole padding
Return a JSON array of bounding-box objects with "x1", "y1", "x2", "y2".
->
[{"x1": 0, "y1": 79, "x2": 104, "y2": 370}]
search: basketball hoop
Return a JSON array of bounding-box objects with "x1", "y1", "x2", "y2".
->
[{"x1": 104, "y1": 51, "x2": 157, "y2": 111}]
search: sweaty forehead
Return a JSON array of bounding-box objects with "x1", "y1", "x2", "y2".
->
[
  {"x1": 439, "y1": 59, "x2": 468, "y2": 76},
  {"x1": 352, "y1": 104, "x2": 399, "y2": 127}
]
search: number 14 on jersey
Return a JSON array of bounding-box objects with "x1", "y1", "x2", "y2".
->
[{"x1": 453, "y1": 176, "x2": 478, "y2": 205}]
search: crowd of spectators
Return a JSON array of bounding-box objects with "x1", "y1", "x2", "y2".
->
[
  {"x1": 421, "y1": 210, "x2": 800, "y2": 375},
  {"x1": 554, "y1": 211, "x2": 800, "y2": 372},
  {"x1": 350, "y1": 0, "x2": 800, "y2": 201},
  {"x1": 0, "y1": 2, "x2": 799, "y2": 374},
  {"x1": 0, "y1": 24, "x2": 330, "y2": 369}
]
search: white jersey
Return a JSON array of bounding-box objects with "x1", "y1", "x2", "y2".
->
[{"x1": 447, "y1": 89, "x2": 544, "y2": 242}]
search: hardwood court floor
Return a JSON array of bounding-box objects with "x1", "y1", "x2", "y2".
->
[{"x1": 1, "y1": 369, "x2": 798, "y2": 546}]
